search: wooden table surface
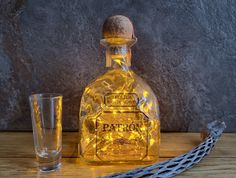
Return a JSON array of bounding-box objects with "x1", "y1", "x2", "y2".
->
[{"x1": 0, "y1": 132, "x2": 235, "y2": 178}]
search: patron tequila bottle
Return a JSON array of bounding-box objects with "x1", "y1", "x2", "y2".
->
[{"x1": 79, "y1": 15, "x2": 160, "y2": 163}]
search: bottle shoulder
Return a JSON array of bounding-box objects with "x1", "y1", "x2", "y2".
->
[
  {"x1": 81, "y1": 69, "x2": 159, "y2": 119},
  {"x1": 85, "y1": 69, "x2": 145, "y2": 88},
  {"x1": 82, "y1": 69, "x2": 158, "y2": 103}
]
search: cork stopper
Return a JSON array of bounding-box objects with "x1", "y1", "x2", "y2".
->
[
  {"x1": 101, "y1": 15, "x2": 137, "y2": 67},
  {"x1": 101, "y1": 15, "x2": 137, "y2": 45}
]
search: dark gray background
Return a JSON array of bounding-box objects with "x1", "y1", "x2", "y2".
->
[{"x1": 0, "y1": 0, "x2": 235, "y2": 131}]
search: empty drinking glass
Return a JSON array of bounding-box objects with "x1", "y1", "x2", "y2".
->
[{"x1": 29, "y1": 93, "x2": 62, "y2": 172}]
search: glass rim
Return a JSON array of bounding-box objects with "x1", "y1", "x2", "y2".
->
[{"x1": 29, "y1": 93, "x2": 63, "y2": 100}]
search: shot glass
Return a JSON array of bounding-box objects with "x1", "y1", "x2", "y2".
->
[{"x1": 29, "y1": 93, "x2": 62, "y2": 172}]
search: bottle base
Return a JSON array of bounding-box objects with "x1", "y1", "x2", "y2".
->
[{"x1": 80, "y1": 155, "x2": 159, "y2": 165}]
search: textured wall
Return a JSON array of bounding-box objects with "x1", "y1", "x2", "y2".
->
[{"x1": 0, "y1": 0, "x2": 235, "y2": 131}]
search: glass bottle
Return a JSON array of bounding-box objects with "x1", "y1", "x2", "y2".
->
[{"x1": 79, "y1": 15, "x2": 160, "y2": 163}]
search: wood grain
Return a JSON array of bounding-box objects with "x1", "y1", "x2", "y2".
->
[{"x1": 0, "y1": 132, "x2": 235, "y2": 178}]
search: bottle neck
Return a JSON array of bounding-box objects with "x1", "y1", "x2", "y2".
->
[{"x1": 105, "y1": 45, "x2": 131, "y2": 71}]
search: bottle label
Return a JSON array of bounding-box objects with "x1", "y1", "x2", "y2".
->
[
  {"x1": 104, "y1": 93, "x2": 138, "y2": 107},
  {"x1": 95, "y1": 93, "x2": 149, "y2": 161}
]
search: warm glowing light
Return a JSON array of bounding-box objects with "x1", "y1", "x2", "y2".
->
[
  {"x1": 149, "y1": 101, "x2": 153, "y2": 108},
  {"x1": 85, "y1": 138, "x2": 90, "y2": 143},
  {"x1": 140, "y1": 126, "x2": 146, "y2": 131},
  {"x1": 143, "y1": 91, "x2": 149, "y2": 97},
  {"x1": 114, "y1": 59, "x2": 123, "y2": 65},
  {"x1": 84, "y1": 87, "x2": 90, "y2": 93},
  {"x1": 150, "y1": 138, "x2": 155, "y2": 146}
]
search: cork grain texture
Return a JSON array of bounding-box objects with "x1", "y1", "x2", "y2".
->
[{"x1": 0, "y1": 0, "x2": 235, "y2": 131}]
